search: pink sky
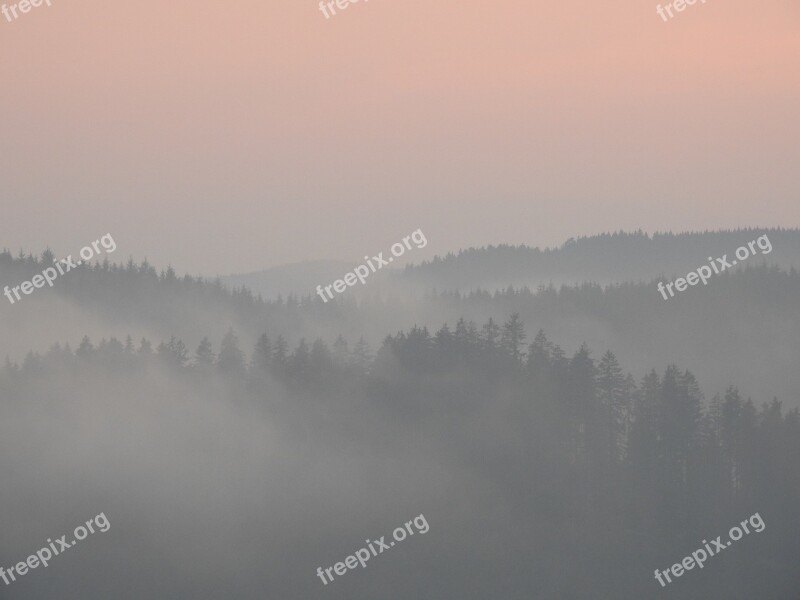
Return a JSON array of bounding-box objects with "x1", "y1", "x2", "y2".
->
[{"x1": 1, "y1": 0, "x2": 798, "y2": 274}]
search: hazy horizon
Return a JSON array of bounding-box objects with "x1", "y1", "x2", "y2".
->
[
  {"x1": 2, "y1": 0, "x2": 799, "y2": 274},
  {"x1": 2, "y1": 2, "x2": 799, "y2": 598}
]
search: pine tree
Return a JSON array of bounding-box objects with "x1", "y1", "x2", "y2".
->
[
  {"x1": 332, "y1": 335, "x2": 349, "y2": 369},
  {"x1": 720, "y1": 385, "x2": 743, "y2": 492},
  {"x1": 157, "y1": 336, "x2": 188, "y2": 368},
  {"x1": 454, "y1": 317, "x2": 469, "y2": 351},
  {"x1": 309, "y1": 339, "x2": 334, "y2": 378},
  {"x1": 250, "y1": 334, "x2": 271, "y2": 375},
  {"x1": 568, "y1": 343, "x2": 597, "y2": 463},
  {"x1": 597, "y1": 350, "x2": 626, "y2": 461},
  {"x1": 351, "y1": 337, "x2": 372, "y2": 374},
  {"x1": 195, "y1": 337, "x2": 215, "y2": 373},
  {"x1": 271, "y1": 335, "x2": 289, "y2": 377},
  {"x1": 527, "y1": 330, "x2": 551, "y2": 371},
  {"x1": 480, "y1": 318, "x2": 500, "y2": 353},
  {"x1": 500, "y1": 312, "x2": 526, "y2": 363},
  {"x1": 137, "y1": 338, "x2": 153, "y2": 357},
  {"x1": 217, "y1": 328, "x2": 245, "y2": 376},
  {"x1": 288, "y1": 339, "x2": 310, "y2": 382},
  {"x1": 76, "y1": 336, "x2": 94, "y2": 359}
]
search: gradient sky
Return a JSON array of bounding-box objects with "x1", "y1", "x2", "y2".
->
[{"x1": 1, "y1": 0, "x2": 798, "y2": 275}]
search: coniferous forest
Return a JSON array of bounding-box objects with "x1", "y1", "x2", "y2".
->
[
  {"x1": 2, "y1": 235, "x2": 799, "y2": 598},
  {"x1": 4, "y1": 3, "x2": 799, "y2": 597}
]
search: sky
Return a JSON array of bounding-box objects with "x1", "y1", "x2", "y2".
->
[{"x1": 1, "y1": 0, "x2": 798, "y2": 275}]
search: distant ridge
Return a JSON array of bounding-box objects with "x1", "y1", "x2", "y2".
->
[
  {"x1": 398, "y1": 228, "x2": 800, "y2": 291},
  {"x1": 219, "y1": 259, "x2": 355, "y2": 300}
]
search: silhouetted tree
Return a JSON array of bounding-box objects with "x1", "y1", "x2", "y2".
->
[
  {"x1": 250, "y1": 334, "x2": 272, "y2": 376},
  {"x1": 195, "y1": 337, "x2": 215, "y2": 373},
  {"x1": 500, "y1": 312, "x2": 526, "y2": 363},
  {"x1": 217, "y1": 328, "x2": 245, "y2": 377}
]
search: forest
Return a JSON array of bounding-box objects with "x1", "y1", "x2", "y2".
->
[
  {"x1": 2, "y1": 311, "x2": 798, "y2": 598},
  {"x1": 1, "y1": 234, "x2": 799, "y2": 599}
]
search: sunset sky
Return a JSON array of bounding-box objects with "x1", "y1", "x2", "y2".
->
[{"x1": 1, "y1": 0, "x2": 798, "y2": 274}]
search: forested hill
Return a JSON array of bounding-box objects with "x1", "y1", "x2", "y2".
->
[
  {"x1": 2, "y1": 240, "x2": 800, "y2": 407},
  {"x1": 3, "y1": 316, "x2": 798, "y2": 599},
  {"x1": 399, "y1": 228, "x2": 800, "y2": 291}
]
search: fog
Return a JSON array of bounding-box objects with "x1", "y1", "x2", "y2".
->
[
  {"x1": 2, "y1": 0, "x2": 799, "y2": 595},
  {"x1": 1, "y1": 263, "x2": 798, "y2": 597}
]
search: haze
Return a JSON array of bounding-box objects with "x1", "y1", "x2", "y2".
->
[{"x1": 1, "y1": 0, "x2": 799, "y2": 273}]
